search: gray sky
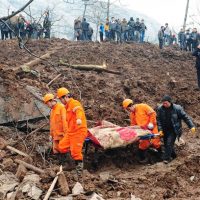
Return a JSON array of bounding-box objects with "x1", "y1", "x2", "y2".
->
[{"x1": 121, "y1": 0, "x2": 200, "y2": 31}]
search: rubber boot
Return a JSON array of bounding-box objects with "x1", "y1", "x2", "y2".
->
[
  {"x1": 64, "y1": 153, "x2": 75, "y2": 170},
  {"x1": 75, "y1": 160, "x2": 84, "y2": 183},
  {"x1": 138, "y1": 149, "x2": 148, "y2": 164},
  {"x1": 58, "y1": 153, "x2": 65, "y2": 165},
  {"x1": 58, "y1": 153, "x2": 64, "y2": 165},
  {"x1": 156, "y1": 147, "x2": 163, "y2": 161}
]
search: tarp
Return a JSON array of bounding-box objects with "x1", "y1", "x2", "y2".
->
[{"x1": 88, "y1": 121, "x2": 152, "y2": 150}]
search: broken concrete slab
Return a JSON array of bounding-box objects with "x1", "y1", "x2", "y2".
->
[
  {"x1": 0, "y1": 85, "x2": 50, "y2": 124},
  {"x1": 20, "y1": 173, "x2": 42, "y2": 200},
  {"x1": 72, "y1": 182, "x2": 84, "y2": 195},
  {"x1": 23, "y1": 173, "x2": 41, "y2": 184},
  {"x1": 27, "y1": 185, "x2": 43, "y2": 200},
  {"x1": 0, "y1": 183, "x2": 18, "y2": 199},
  {"x1": 0, "y1": 173, "x2": 19, "y2": 199}
]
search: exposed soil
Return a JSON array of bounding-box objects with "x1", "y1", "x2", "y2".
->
[{"x1": 0, "y1": 39, "x2": 200, "y2": 200}]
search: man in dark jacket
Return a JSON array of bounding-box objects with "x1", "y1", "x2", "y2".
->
[
  {"x1": 178, "y1": 28, "x2": 186, "y2": 50},
  {"x1": 43, "y1": 11, "x2": 51, "y2": 39},
  {"x1": 81, "y1": 18, "x2": 89, "y2": 41},
  {"x1": 127, "y1": 17, "x2": 135, "y2": 41},
  {"x1": 191, "y1": 28, "x2": 199, "y2": 51},
  {"x1": 158, "y1": 26, "x2": 165, "y2": 49},
  {"x1": 109, "y1": 17, "x2": 116, "y2": 41},
  {"x1": 0, "y1": 21, "x2": 9, "y2": 40},
  {"x1": 192, "y1": 44, "x2": 200, "y2": 88},
  {"x1": 115, "y1": 19, "x2": 122, "y2": 43},
  {"x1": 157, "y1": 95, "x2": 195, "y2": 164},
  {"x1": 186, "y1": 29, "x2": 192, "y2": 51}
]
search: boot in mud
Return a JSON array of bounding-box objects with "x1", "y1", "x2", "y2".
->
[
  {"x1": 138, "y1": 149, "x2": 148, "y2": 164},
  {"x1": 75, "y1": 160, "x2": 84, "y2": 184},
  {"x1": 63, "y1": 153, "x2": 75, "y2": 170}
]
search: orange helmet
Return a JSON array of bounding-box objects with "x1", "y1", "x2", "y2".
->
[
  {"x1": 57, "y1": 87, "x2": 70, "y2": 98},
  {"x1": 122, "y1": 99, "x2": 133, "y2": 109},
  {"x1": 43, "y1": 93, "x2": 54, "y2": 104}
]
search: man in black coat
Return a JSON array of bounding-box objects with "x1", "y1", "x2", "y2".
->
[
  {"x1": 81, "y1": 18, "x2": 89, "y2": 41},
  {"x1": 192, "y1": 44, "x2": 200, "y2": 88},
  {"x1": 157, "y1": 95, "x2": 196, "y2": 164}
]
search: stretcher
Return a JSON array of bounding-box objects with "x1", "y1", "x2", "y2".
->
[{"x1": 85, "y1": 121, "x2": 160, "y2": 151}]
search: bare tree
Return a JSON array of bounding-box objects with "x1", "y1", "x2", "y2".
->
[
  {"x1": 0, "y1": 0, "x2": 34, "y2": 21},
  {"x1": 86, "y1": 1, "x2": 107, "y2": 40}
]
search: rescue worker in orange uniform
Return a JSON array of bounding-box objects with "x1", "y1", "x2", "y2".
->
[
  {"x1": 123, "y1": 99, "x2": 162, "y2": 162},
  {"x1": 57, "y1": 87, "x2": 88, "y2": 180},
  {"x1": 43, "y1": 93, "x2": 68, "y2": 164}
]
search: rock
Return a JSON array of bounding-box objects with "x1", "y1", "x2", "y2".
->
[
  {"x1": 131, "y1": 194, "x2": 142, "y2": 200},
  {"x1": 6, "y1": 191, "x2": 14, "y2": 200},
  {"x1": 150, "y1": 194, "x2": 156, "y2": 199},
  {"x1": 16, "y1": 164, "x2": 27, "y2": 181},
  {"x1": 0, "y1": 173, "x2": 19, "y2": 199},
  {"x1": 22, "y1": 183, "x2": 32, "y2": 193},
  {"x1": 99, "y1": 171, "x2": 110, "y2": 181},
  {"x1": 72, "y1": 182, "x2": 84, "y2": 195},
  {"x1": 27, "y1": 185, "x2": 42, "y2": 200},
  {"x1": 190, "y1": 176, "x2": 195, "y2": 182},
  {"x1": 175, "y1": 138, "x2": 186, "y2": 147},
  {"x1": 138, "y1": 176, "x2": 147, "y2": 182},
  {"x1": 23, "y1": 173, "x2": 41, "y2": 184},
  {"x1": 117, "y1": 191, "x2": 121, "y2": 197},
  {"x1": 21, "y1": 183, "x2": 42, "y2": 200},
  {"x1": 89, "y1": 192, "x2": 105, "y2": 200},
  {"x1": 20, "y1": 173, "x2": 42, "y2": 200},
  {"x1": 2, "y1": 158, "x2": 14, "y2": 170}
]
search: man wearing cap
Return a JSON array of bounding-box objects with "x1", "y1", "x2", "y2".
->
[
  {"x1": 157, "y1": 95, "x2": 196, "y2": 164},
  {"x1": 57, "y1": 87, "x2": 88, "y2": 181},
  {"x1": 43, "y1": 93, "x2": 68, "y2": 164},
  {"x1": 123, "y1": 99, "x2": 161, "y2": 163}
]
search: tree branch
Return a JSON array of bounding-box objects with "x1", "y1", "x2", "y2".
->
[{"x1": 0, "y1": 0, "x2": 34, "y2": 21}]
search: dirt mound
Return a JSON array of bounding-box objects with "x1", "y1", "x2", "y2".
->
[{"x1": 0, "y1": 39, "x2": 200, "y2": 199}]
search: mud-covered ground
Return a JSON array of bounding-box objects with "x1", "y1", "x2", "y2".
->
[{"x1": 0, "y1": 39, "x2": 200, "y2": 199}]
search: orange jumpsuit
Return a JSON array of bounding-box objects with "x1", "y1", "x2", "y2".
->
[
  {"x1": 50, "y1": 102, "x2": 68, "y2": 153},
  {"x1": 130, "y1": 103, "x2": 161, "y2": 150},
  {"x1": 59, "y1": 98, "x2": 88, "y2": 161}
]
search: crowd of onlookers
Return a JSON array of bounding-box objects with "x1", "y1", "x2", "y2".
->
[
  {"x1": 73, "y1": 17, "x2": 94, "y2": 41},
  {"x1": 178, "y1": 28, "x2": 199, "y2": 51},
  {"x1": 74, "y1": 17, "x2": 147, "y2": 43},
  {"x1": 1, "y1": 12, "x2": 199, "y2": 52},
  {"x1": 158, "y1": 23, "x2": 200, "y2": 51},
  {"x1": 0, "y1": 11, "x2": 51, "y2": 40}
]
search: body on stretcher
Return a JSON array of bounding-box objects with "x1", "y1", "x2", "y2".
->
[{"x1": 84, "y1": 120, "x2": 161, "y2": 153}]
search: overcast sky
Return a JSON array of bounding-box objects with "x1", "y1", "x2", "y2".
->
[{"x1": 121, "y1": 0, "x2": 200, "y2": 31}]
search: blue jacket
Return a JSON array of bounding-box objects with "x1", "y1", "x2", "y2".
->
[{"x1": 99, "y1": 25, "x2": 104, "y2": 33}]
